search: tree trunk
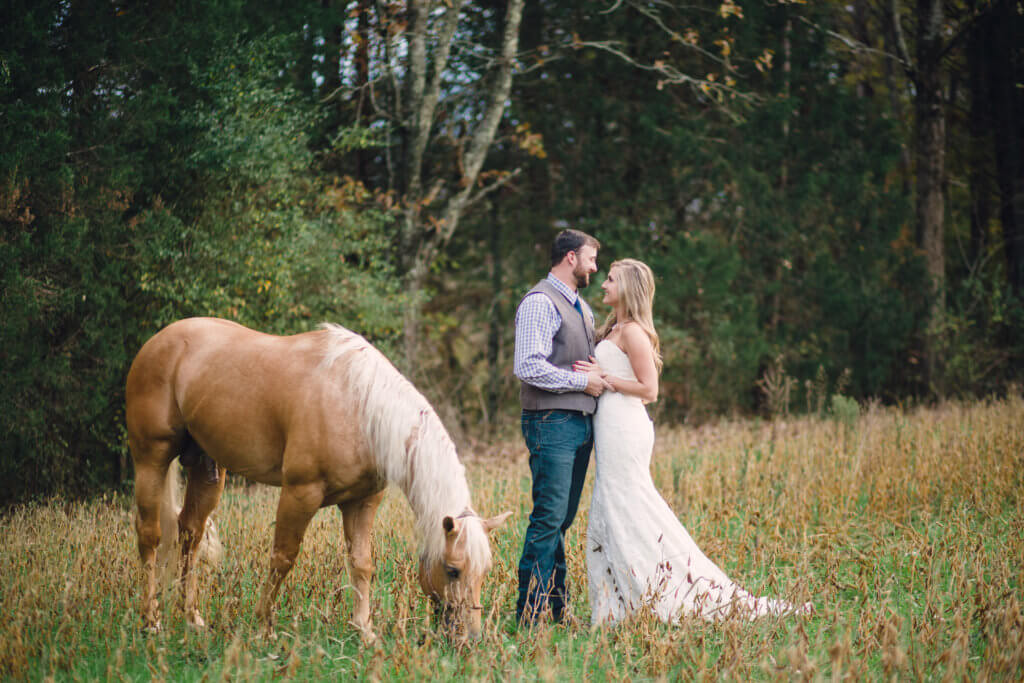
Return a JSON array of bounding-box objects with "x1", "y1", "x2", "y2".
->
[
  {"x1": 989, "y1": 0, "x2": 1024, "y2": 299},
  {"x1": 881, "y1": 4, "x2": 913, "y2": 195},
  {"x1": 486, "y1": 203, "x2": 504, "y2": 433},
  {"x1": 354, "y1": 0, "x2": 372, "y2": 183},
  {"x1": 400, "y1": 0, "x2": 526, "y2": 369},
  {"x1": 914, "y1": 0, "x2": 947, "y2": 394},
  {"x1": 770, "y1": 14, "x2": 792, "y2": 335},
  {"x1": 321, "y1": 0, "x2": 348, "y2": 167},
  {"x1": 66, "y1": 0, "x2": 102, "y2": 150},
  {"x1": 966, "y1": 6, "x2": 992, "y2": 273},
  {"x1": 321, "y1": 0, "x2": 346, "y2": 105}
]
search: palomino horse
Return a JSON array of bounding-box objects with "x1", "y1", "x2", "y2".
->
[{"x1": 126, "y1": 317, "x2": 511, "y2": 641}]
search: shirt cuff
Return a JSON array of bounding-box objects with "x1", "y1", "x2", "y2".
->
[{"x1": 568, "y1": 369, "x2": 588, "y2": 392}]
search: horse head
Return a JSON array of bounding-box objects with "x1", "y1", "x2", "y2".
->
[{"x1": 418, "y1": 510, "x2": 512, "y2": 641}]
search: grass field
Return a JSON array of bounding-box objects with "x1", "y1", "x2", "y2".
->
[{"x1": 2, "y1": 398, "x2": 1022, "y2": 680}]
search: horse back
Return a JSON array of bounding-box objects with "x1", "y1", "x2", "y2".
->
[{"x1": 127, "y1": 318, "x2": 373, "y2": 492}]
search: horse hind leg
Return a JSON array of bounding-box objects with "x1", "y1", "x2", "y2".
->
[
  {"x1": 132, "y1": 437, "x2": 175, "y2": 631},
  {"x1": 340, "y1": 489, "x2": 385, "y2": 644},
  {"x1": 178, "y1": 449, "x2": 227, "y2": 628}
]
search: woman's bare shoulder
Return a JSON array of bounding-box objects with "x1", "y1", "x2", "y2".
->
[{"x1": 619, "y1": 321, "x2": 650, "y2": 345}]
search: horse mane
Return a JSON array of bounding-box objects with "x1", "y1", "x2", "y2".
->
[{"x1": 318, "y1": 324, "x2": 492, "y2": 574}]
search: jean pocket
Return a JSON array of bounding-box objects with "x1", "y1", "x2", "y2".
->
[
  {"x1": 532, "y1": 412, "x2": 585, "y2": 452},
  {"x1": 538, "y1": 410, "x2": 572, "y2": 425}
]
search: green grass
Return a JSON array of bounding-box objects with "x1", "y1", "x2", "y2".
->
[{"x1": 2, "y1": 398, "x2": 1022, "y2": 680}]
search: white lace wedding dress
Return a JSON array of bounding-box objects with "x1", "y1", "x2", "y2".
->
[{"x1": 587, "y1": 340, "x2": 809, "y2": 625}]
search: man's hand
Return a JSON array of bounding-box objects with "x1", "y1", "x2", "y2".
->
[
  {"x1": 583, "y1": 369, "x2": 612, "y2": 397},
  {"x1": 575, "y1": 358, "x2": 611, "y2": 397}
]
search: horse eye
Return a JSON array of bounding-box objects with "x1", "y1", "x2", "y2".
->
[{"x1": 445, "y1": 565, "x2": 461, "y2": 580}]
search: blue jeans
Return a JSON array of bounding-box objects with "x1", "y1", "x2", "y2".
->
[{"x1": 516, "y1": 409, "x2": 593, "y2": 623}]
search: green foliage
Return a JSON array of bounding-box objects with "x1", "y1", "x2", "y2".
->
[
  {"x1": 829, "y1": 394, "x2": 860, "y2": 432},
  {"x1": 3, "y1": 0, "x2": 1023, "y2": 503},
  {"x1": 0, "y1": 0, "x2": 139, "y2": 500},
  {"x1": 938, "y1": 269, "x2": 1024, "y2": 397},
  {"x1": 0, "y1": 201, "x2": 134, "y2": 500},
  {"x1": 593, "y1": 220, "x2": 767, "y2": 418},
  {"x1": 132, "y1": 39, "x2": 406, "y2": 344},
  {"x1": 718, "y1": 37, "x2": 924, "y2": 403},
  {"x1": 477, "y1": 0, "x2": 928, "y2": 424},
  {"x1": 0, "y1": 16, "x2": 403, "y2": 504}
]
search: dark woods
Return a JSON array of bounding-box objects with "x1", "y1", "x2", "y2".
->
[{"x1": 2, "y1": 0, "x2": 1022, "y2": 503}]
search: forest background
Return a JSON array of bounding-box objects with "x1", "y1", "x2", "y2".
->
[{"x1": 2, "y1": 0, "x2": 1022, "y2": 504}]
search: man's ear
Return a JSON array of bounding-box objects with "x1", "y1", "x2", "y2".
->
[
  {"x1": 482, "y1": 511, "x2": 513, "y2": 534},
  {"x1": 562, "y1": 249, "x2": 576, "y2": 269}
]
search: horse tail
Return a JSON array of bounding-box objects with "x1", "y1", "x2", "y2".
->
[
  {"x1": 198, "y1": 505, "x2": 224, "y2": 567},
  {"x1": 156, "y1": 459, "x2": 224, "y2": 587}
]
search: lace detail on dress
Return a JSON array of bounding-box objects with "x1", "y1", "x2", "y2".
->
[{"x1": 586, "y1": 340, "x2": 809, "y2": 624}]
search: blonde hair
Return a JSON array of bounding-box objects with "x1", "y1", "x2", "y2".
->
[
  {"x1": 596, "y1": 259, "x2": 663, "y2": 373},
  {"x1": 318, "y1": 324, "x2": 490, "y2": 573}
]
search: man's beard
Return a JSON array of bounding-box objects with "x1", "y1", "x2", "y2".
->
[{"x1": 573, "y1": 266, "x2": 590, "y2": 289}]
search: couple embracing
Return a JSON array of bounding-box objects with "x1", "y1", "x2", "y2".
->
[{"x1": 514, "y1": 229, "x2": 809, "y2": 627}]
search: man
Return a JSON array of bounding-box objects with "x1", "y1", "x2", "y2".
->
[{"x1": 513, "y1": 228, "x2": 608, "y2": 625}]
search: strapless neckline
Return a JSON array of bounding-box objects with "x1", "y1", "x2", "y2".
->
[
  {"x1": 595, "y1": 339, "x2": 636, "y2": 382},
  {"x1": 597, "y1": 339, "x2": 626, "y2": 356}
]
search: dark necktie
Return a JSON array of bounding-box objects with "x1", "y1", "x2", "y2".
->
[
  {"x1": 573, "y1": 295, "x2": 584, "y2": 320},
  {"x1": 574, "y1": 296, "x2": 592, "y2": 345}
]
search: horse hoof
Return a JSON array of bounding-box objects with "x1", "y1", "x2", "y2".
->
[
  {"x1": 143, "y1": 620, "x2": 162, "y2": 634},
  {"x1": 356, "y1": 627, "x2": 379, "y2": 647},
  {"x1": 186, "y1": 614, "x2": 207, "y2": 629}
]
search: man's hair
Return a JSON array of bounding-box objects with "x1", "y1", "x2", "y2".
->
[{"x1": 550, "y1": 229, "x2": 600, "y2": 267}]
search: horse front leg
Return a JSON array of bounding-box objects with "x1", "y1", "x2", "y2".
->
[
  {"x1": 254, "y1": 483, "x2": 323, "y2": 638},
  {"x1": 179, "y1": 459, "x2": 227, "y2": 628},
  {"x1": 340, "y1": 489, "x2": 385, "y2": 644}
]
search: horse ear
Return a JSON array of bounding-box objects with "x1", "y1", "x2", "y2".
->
[
  {"x1": 443, "y1": 515, "x2": 458, "y2": 535},
  {"x1": 482, "y1": 511, "x2": 513, "y2": 533}
]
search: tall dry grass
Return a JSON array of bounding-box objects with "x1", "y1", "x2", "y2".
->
[{"x1": 1, "y1": 398, "x2": 1022, "y2": 680}]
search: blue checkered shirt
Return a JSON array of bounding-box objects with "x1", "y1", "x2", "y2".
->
[{"x1": 514, "y1": 273, "x2": 594, "y2": 393}]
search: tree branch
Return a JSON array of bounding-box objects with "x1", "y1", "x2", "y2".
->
[
  {"x1": 407, "y1": 0, "x2": 466, "y2": 196},
  {"x1": 437, "y1": 0, "x2": 526, "y2": 245},
  {"x1": 464, "y1": 168, "x2": 523, "y2": 211},
  {"x1": 578, "y1": 40, "x2": 755, "y2": 110},
  {"x1": 404, "y1": 0, "x2": 430, "y2": 200},
  {"x1": 624, "y1": 0, "x2": 728, "y2": 67},
  {"x1": 374, "y1": 0, "x2": 403, "y2": 119},
  {"x1": 792, "y1": 13, "x2": 909, "y2": 71},
  {"x1": 887, "y1": 0, "x2": 915, "y2": 80}
]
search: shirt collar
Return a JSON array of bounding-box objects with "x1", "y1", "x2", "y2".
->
[{"x1": 546, "y1": 272, "x2": 579, "y2": 305}]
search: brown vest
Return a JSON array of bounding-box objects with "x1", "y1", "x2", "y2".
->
[{"x1": 519, "y1": 279, "x2": 598, "y2": 414}]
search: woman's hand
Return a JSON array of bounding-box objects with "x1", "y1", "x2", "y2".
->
[
  {"x1": 574, "y1": 357, "x2": 616, "y2": 392},
  {"x1": 572, "y1": 357, "x2": 601, "y2": 375}
]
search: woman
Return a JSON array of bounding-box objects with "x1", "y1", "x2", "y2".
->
[{"x1": 574, "y1": 259, "x2": 809, "y2": 625}]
